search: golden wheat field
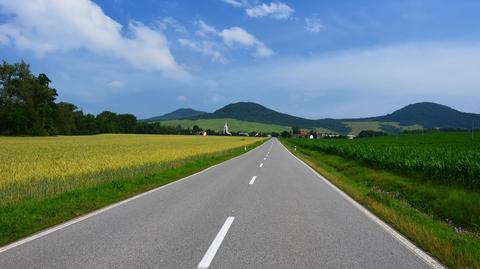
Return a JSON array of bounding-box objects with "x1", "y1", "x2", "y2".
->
[{"x1": 0, "y1": 134, "x2": 263, "y2": 204}]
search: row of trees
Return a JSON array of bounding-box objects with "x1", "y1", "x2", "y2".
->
[{"x1": 0, "y1": 61, "x2": 203, "y2": 136}]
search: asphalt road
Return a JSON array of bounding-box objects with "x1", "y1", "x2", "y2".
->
[{"x1": 0, "y1": 139, "x2": 443, "y2": 269}]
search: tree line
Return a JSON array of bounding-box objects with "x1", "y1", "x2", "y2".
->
[{"x1": 0, "y1": 60, "x2": 201, "y2": 136}]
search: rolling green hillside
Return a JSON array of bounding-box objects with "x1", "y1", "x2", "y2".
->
[
  {"x1": 143, "y1": 108, "x2": 206, "y2": 122},
  {"x1": 191, "y1": 102, "x2": 349, "y2": 133},
  {"x1": 343, "y1": 121, "x2": 423, "y2": 135},
  {"x1": 358, "y1": 102, "x2": 480, "y2": 129},
  {"x1": 160, "y1": 118, "x2": 291, "y2": 133},
  {"x1": 144, "y1": 101, "x2": 480, "y2": 135}
]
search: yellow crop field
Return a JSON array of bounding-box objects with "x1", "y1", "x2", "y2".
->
[{"x1": 0, "y1": 134, "x2": 263, "y2": 204}]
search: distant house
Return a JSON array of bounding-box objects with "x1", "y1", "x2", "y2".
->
[
  {"x1": 238, "y1": 132, "x2": 249, "y2": 136},
  {"x1": 293, "y1": 130, "x2": 309, "y2": 138},
  {"x1": 309, "y1": 134, "x2": 314, "y2": 139}
]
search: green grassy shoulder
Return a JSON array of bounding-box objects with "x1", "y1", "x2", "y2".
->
[
  {"x1": 160, "y1": 118, "x2": 291, "y2": 133},
  {"x1": 0, "y1": 140, "x2": 265, "y2": 246},
  {"x1": 282, "y1": 138, "x2": 480, "y2": 269}
]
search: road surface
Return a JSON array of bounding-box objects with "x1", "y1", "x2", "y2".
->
[{"x1": 0, "y1": 139, "x2": 443, "y2": 268}]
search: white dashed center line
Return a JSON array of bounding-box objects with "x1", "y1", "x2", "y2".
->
[
  {"x1": 259, "y1": 163, "x2": 263, "y2": 168},
  {"x1": 249, "y1": 176, "x2": 257, "y2": 185},
  {"x1": 197, "y1": 217, "x2": 235, "y2": 269}
]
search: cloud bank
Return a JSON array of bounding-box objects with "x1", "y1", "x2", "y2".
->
[{"x1": 0, "y1": 0, "x2": 187, "y2": 78}]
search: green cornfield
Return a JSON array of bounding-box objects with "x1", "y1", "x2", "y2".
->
[{"x1": 287, "y1": 132, "x2": 480, "y2": 189}]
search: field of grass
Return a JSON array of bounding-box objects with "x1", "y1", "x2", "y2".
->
[
  {"x1": 0, "y1": 134, "x2": 263, "y2": 205},
  {"x1": 343, "y1": 121, "x2": 423, "y2": 135},
  {"x1": 0, "y1": 134, "x2": 264, "y2": 245},
  {"x1": 160, "y1": 118, "x2": 291, "y2": 133},
  {"x1": 283, "y1": 132, "x2": 480, "y2": 269}
]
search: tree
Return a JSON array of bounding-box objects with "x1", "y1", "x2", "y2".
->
[
  {"x1": 0, "y1": 61, "x2": 58, "y2": 135},
  {"x1": 55, "y1": 102, "x2": 78, "y2": 135},
  {"x1": 116, "y1": 114, "x2": 137, "y2": 133},
  {"x1": 96, "y1": 111, "x2": 118, "y2": 133},
  {"x1": 281, "y1": 130, "x2": 291, "y2": 138},
  {"x1": 292, "y1": 126, "x2": 301, "y2": 135}
]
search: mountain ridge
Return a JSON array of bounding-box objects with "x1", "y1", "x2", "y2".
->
[{"x1": 144, "y1": 102, "x2": 480, "y2": 134}]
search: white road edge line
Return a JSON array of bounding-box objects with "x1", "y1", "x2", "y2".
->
[
  {"x1": 259, "y1": 163, "x2": 263, "y2": 168},
  {"x1": 0, "y1": 142, "x2": 268, "y2": 254},
  {"x1": 197, "y1": 217, "x2": 235, "y2": 269},
  {"x1": 249, "y1": 176, "x2": 257, "y2": 185},
  {"x1": 279, "y1": 142, "x2": 446, "y2": 269}
]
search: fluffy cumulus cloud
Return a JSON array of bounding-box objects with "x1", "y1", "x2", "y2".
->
[
  {"x1": 0, "y1": 0, "x2": 188, "y2": 78},
  {"x1": 305, "y1": 17, "x2": 324, "y2": 34},
  {"x1": 181, "y1": 20, "x2": 273, "y2": 60},
  {"x1": 219, "y1": 27, "x2": 273, "y2": 57},
  {"x1": 246, "y1": 2, "x2": 294, "y2": 20}
]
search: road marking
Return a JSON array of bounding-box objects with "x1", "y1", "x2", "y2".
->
[
  {"x1": 249, "y1": 176, "x2": 257, "y2": 185},
  {"x1": 197, "y1": 217, "x2": 235, "y2": 269},
  {"x1": 263, "y1": 157, "x2": 267, "y2": 160},
  {"x1": 259, "y1": 163, "x2": 263, "y2": 168},
  {"x1": 0, "y1": 142, "x2": 266, "y2": 255},
  {"x1": 279, "y1": 142, "x2": 446, "y2": 269}
]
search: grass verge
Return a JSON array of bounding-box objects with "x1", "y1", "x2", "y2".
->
[
  {"x1": 281, "y1": 139, "x2": 480, "y2": 269},
  {"x1": 0, "y1": 141, "x2": 264, "y2": 247}
]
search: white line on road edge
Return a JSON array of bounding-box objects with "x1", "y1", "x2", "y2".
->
[
  {"x1": 259, "y1": 163, "x2": 263, "y2": 168},
  {"x1": 249, "y1": 176, "x2": 257, "y2": 185},
  {"x1": 197, "y1": 217, "x2": 235, "y2": 269},
  {"x1": 280, "y1": 143, "x2": 446, "y2": 269},
  {"x1": 0, "y1": 142, "x2": 268, "y2": 254}
]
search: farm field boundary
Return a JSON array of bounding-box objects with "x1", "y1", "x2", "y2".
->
[
  {"x1": 0, "y1": 139, "x2": 265, "y2": 247},
  {"x1": 282, "y1": 138, "x2": 480, "y2": 269}
]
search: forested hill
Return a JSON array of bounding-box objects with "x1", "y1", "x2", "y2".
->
[
  {"x1": 190, "y1": 102, "x2": 350, "y2": 133},
  {"x1": 143, "y1": 108, "x2": 207, "y2": 122},
  {"x1": 348, "y1": 102, "x2": 480, "y2": 129}
]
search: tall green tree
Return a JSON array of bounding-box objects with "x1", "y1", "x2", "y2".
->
[{"x1": 0, "y1": 61, "x2": 58, "y2": 135}]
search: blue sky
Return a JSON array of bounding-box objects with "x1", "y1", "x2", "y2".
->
[{"x1": 1, "y1": 0, "x2": 479, "y2": 119}]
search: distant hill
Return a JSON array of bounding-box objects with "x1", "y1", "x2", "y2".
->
[
  {"x1": 142, "y1": 108, "x2": 206, "y2": 122},
  {"x1": 191, "y1": 102, "x2": 350, "y2": 133},
  {"x1": 144, "y1": 102, "x2": 480, "y2": 134},
  {"x1": 373, "y1": 102, "x2": 480, "y2": 129}
]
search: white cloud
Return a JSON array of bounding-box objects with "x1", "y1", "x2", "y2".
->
[
  {"x1": 246, "y1": 2, "x2": 294, "y2": 20},
  {"x1": 195, "y1": 20, "x2": 217, "y2": 38},
  {"x1": 177, "y1": 95, "x2": 187, "y2": 101},
  {"x1": 158, "y1": 17, "x2": 187, "y2": 34},
  {"x1": 305, "y1": 17, "x2": 324, "y2": 34},
  {"x1": 0, "y1": 0, "x2": 188, "y2": 79},
  {"x1": 179, "y1": 38, "x2": 226, "y2": 63},
  {"x1": 106, "y1": 80, "x2": 125, "y2": 88},
  {"x1": 222, "y1": 0, "x2": 247, "y2": 7},
  {"x1": 186, "y1": 21, "x2": 273, "y2": 60},
  {"x1": 219, "y1": 27, "x2": 273, "y2": 57}
]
